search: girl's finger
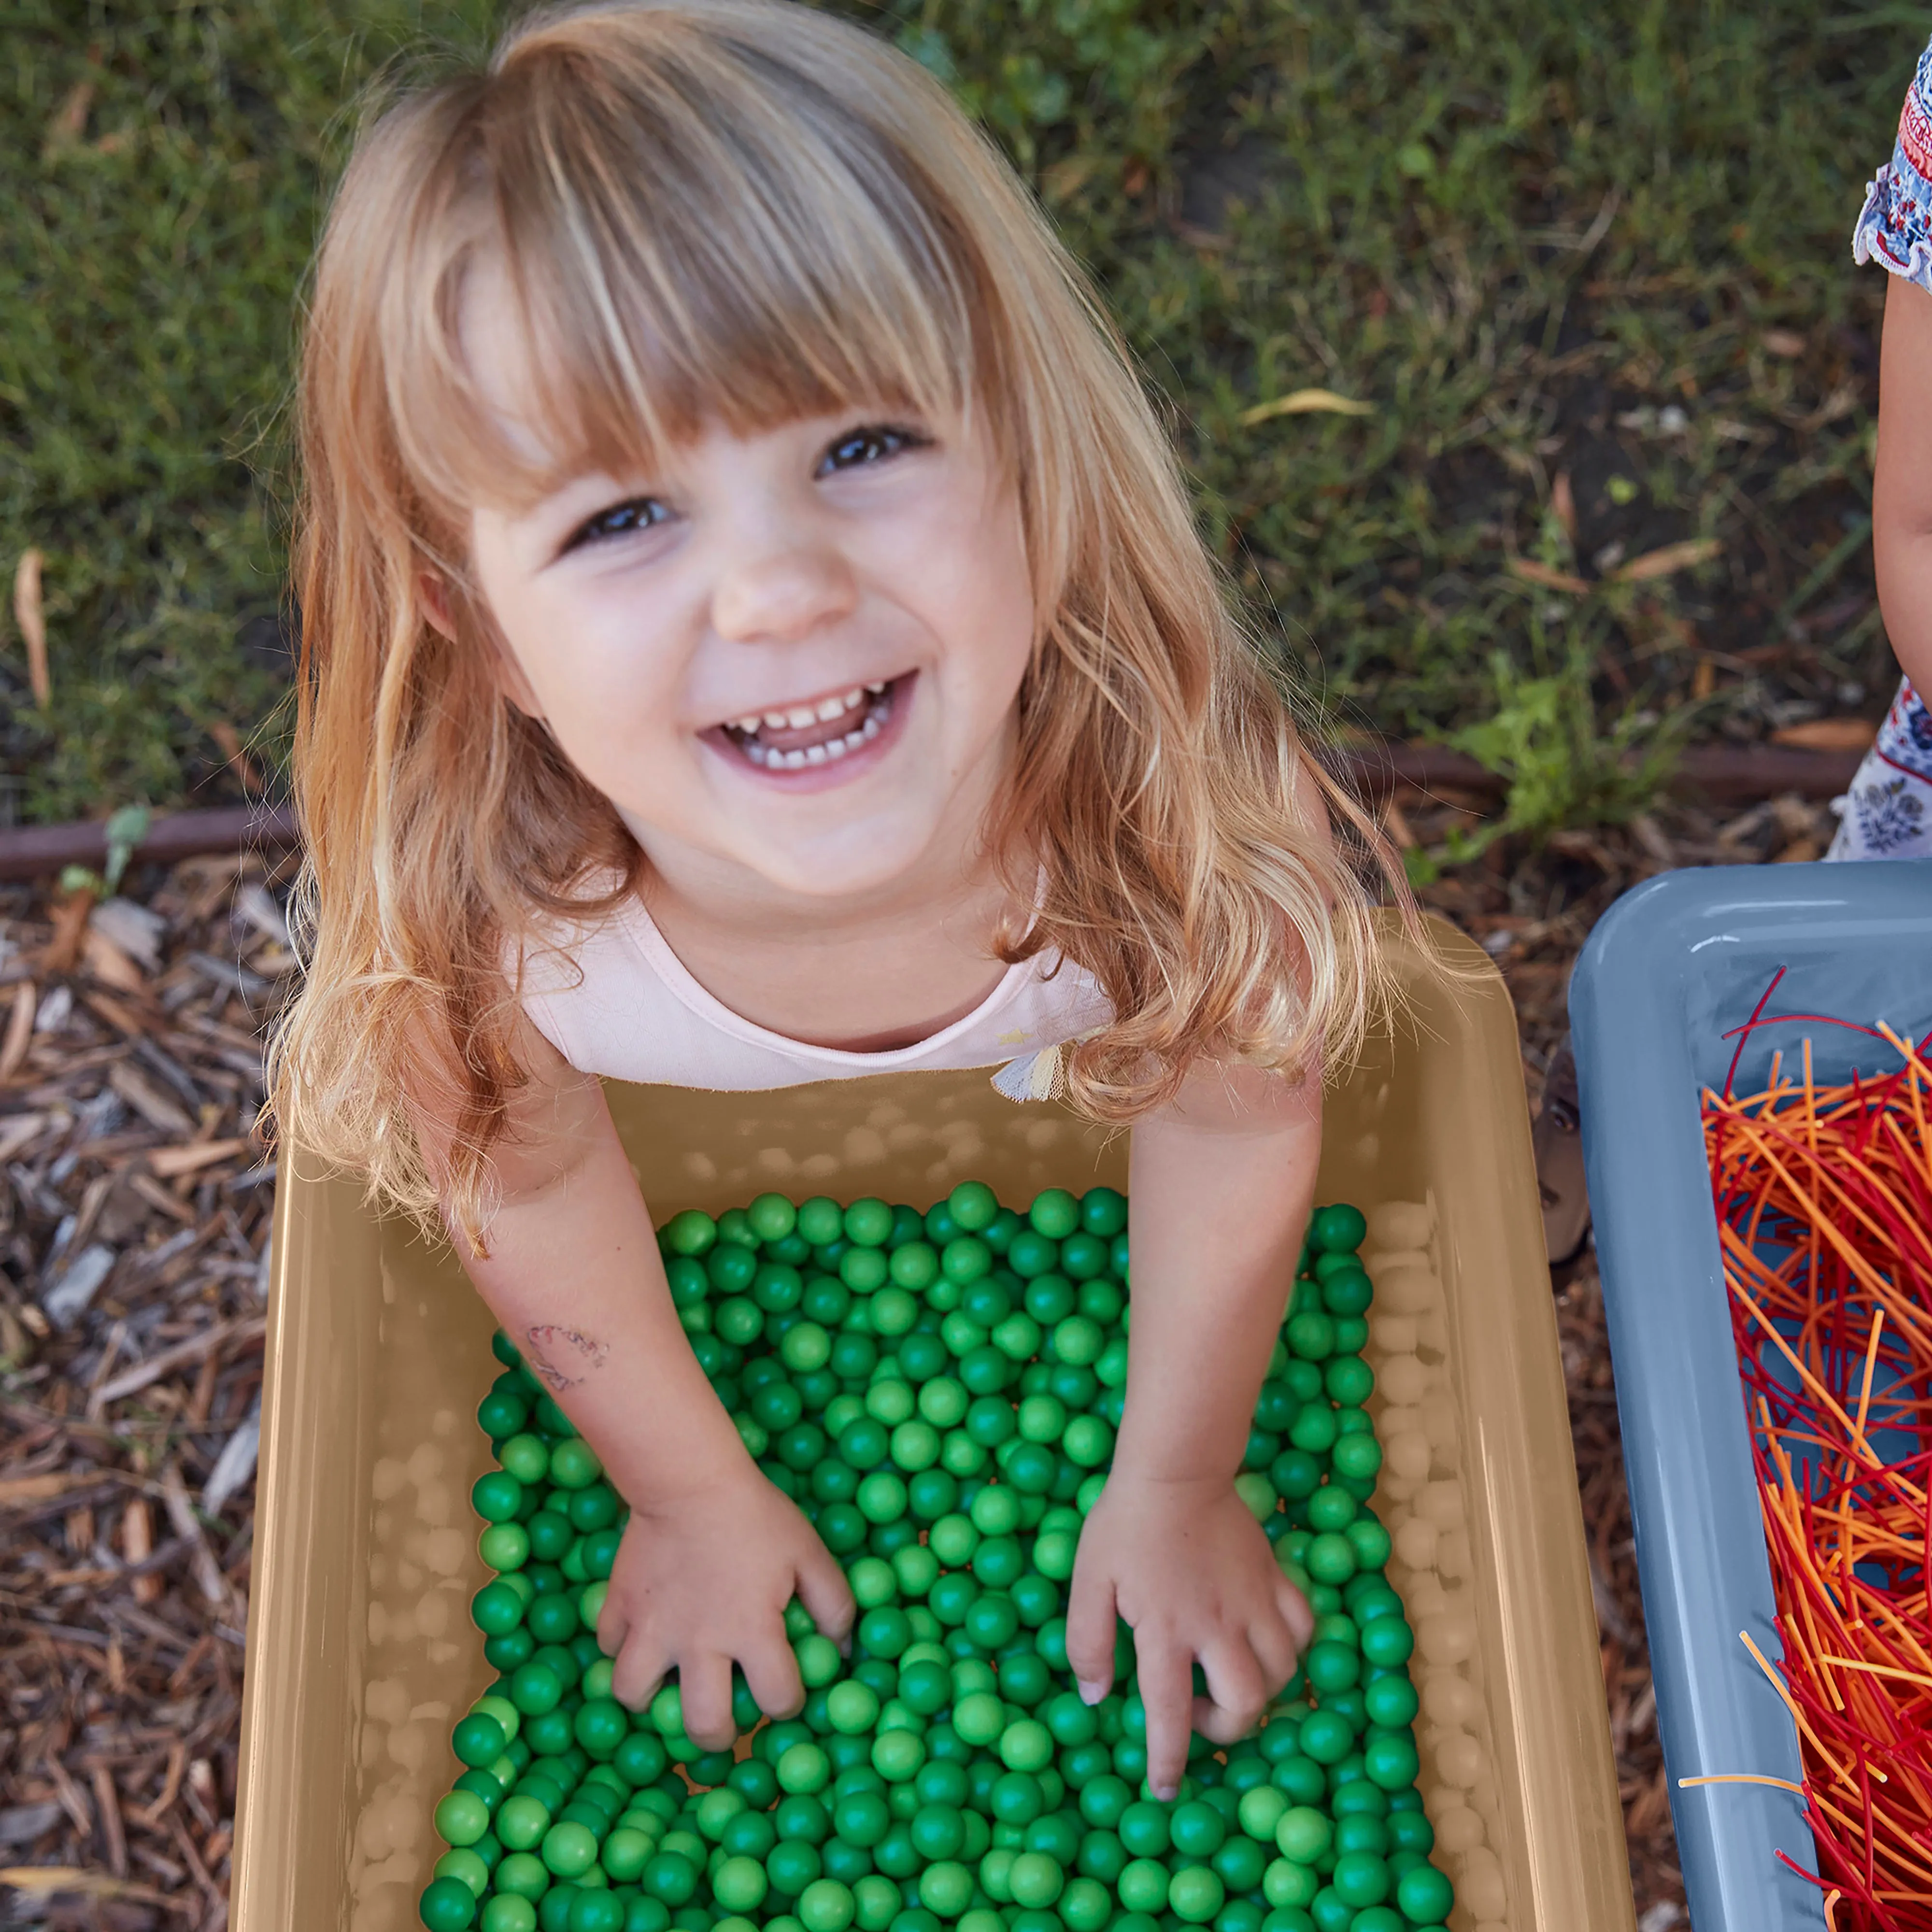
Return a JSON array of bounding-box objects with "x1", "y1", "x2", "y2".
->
[
  {"x1": 1247, "y1": 1607, "x2": 1303, "y2": 1695},
  {"x1": 1278, "y1": 1575, "x2": 1315, "y2": 1650},
  {"x1": 1063, "y1": 1563, "x2": 1119, "y2": 1705},
  {"x1": 678, "y1": 1649, "x2": 738, "y2": 1751},
  {"x1": 743, "y1": 1623, "x2": 808, "y2": 1725},
  {"x1": 1134, "y1": 1633, "x2": 1194, "y2": 1802},
  {"x1": 796, "y1": 1537, "x2": 858, "y2": 1647},
  {"x1": 611, "y1": 1632, "x2": 670, "y2": 1713},
  {"x1": 596, "y1": 1594, "x2": 632, "y2": 1663},
  {"x1": 1193, "y1": 1635, "x2": 1269, "y2": 1744},
  {"x1": 1190, "y1": 1693, "x2": 1260, "y2": 1747}
]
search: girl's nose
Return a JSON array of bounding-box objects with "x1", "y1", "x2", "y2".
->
[{"x1": 710, "y1": 538, "x2": 858, "y2": 646}]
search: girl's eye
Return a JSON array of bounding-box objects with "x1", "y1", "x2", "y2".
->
[
  {"x1": 565, "y1": 496, "x2": 670, "y2": 551},
  {"x1": 818, "y1": 424, "x2": 927, "y2": 476}
]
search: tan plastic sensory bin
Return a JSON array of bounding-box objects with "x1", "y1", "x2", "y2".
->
[{"x1": 230, "y1": 918, "x2": 1634, "y2": 1932}]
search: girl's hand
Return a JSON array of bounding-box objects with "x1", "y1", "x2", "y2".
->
[
  {"x1": 597, "y1": 1462, "x2": 854, "y2": 1749},
  {"x1": 1065, "y1": 1473, "x2": 1313, "y2": 1800}
]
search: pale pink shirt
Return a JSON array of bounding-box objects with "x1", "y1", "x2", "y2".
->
[{"x1": 515, "y1": 891, "x2": 1113, "y2": 1100}]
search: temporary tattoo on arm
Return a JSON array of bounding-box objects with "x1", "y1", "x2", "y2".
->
[{"x1": 525, "y1": 1324, "x2": 609, "y2": 1391}]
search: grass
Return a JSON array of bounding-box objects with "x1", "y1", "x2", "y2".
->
[{"x1": 1, "y1": 0, "x2": 1923, "y2": 830}]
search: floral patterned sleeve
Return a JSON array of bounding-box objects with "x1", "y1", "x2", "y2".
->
[{"x1": 1854, "y1": 33, "x2": 1932, "y2": 291}]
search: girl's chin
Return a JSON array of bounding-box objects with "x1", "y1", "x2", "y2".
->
[{"x1": 734, "y1": 824, "x2": 943, "y2": 902}]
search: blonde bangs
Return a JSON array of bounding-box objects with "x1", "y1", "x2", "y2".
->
[{"x1": 383, "y1": 1, "x2": 1001, "y2": 526}]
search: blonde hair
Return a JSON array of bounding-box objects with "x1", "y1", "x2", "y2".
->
[{"x1": 268, "y1": 0, "x2": 1413, "y2": 1244}]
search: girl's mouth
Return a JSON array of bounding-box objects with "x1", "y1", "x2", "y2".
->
[{"x1": 713, "y1": 674, "x2": 911, "y2": 776}]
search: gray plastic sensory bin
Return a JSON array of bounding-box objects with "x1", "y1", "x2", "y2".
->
[{"x1": 1571, "y1": 858, "x2": 1932, "y2": 1932}]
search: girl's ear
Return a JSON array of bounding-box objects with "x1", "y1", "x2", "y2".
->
[
  {"x1": 417, "y1": 568, "x2": 547, "y2": 721},
  {"x1": 417, "y1": 568, "x2": 457, "y2": 640}
]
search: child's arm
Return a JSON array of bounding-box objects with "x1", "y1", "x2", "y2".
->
[
  {"x1": 1063, "y1": 1056, "x2": 1319, "y2": 1800},
  {"x1": 423, "y1": 1013, "x2": 853, "y2": 1746},
  {"x1": 1875, "y1": 276, "x2": 1932, "y2": 697}
]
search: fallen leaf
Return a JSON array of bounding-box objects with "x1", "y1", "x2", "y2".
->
[
  {"x1": 123, "y1": 1496, "x2": 164, "y2": 1604},
  {"x1": 79, "y1": 987, "x2": 155, "y2": 1039},
  {"x1": 81, "y1": 924, "x2": 143, "y2": 994},
  {"x1": 90, "y1": 895, "x2": 166, "y2": 969},
  {"x1": 0, "y1": 1866, "x2": 169, "y2": 1906},
  {"x1": 12, "y1": 549, "x2": 48, "y2": 707},
  {"x1": 159, "y1": 1460, "x2": 229, "y2": 1606},
  {"x1": 202, "y1": 1407, "x2": 261, "y2": 1516},
  {"x1": 1614, "y1": 538, "x2": 1720, "y2": 583},
  {"x1": 1551, "y1": 470, "x2": 1577, "y2": 543},
  {"x1": 0, "y1": 983, "x2": 35, "y2": 1083},
  {"x1": 0, "y1": 1470, "x2": 102, "y2": 1508},
  {"x1": 40, "y1": 80, "x2": 95, "y2": 160},
  {"x1": 1506, "y1": 557, "x2": 1590, "y2": 595},
  {"x1": 1770, "y1": 718, "x2": 1876, "y2": 753},
  {"x1": 1170, "y1": 219, "x2": 1232, "y2": 253},
  {"x1": 1239, "y1": 389, "x2": 1374, "y2": 426},
  {"x1": 107, "y1": 1063, "x2": 194, "y2": 1136},
  {"x1": 42, "y1": 888, "x2": 94, "y2": 975},
  {"x1": 1630, "y1": 814, "x2": 1676, "y2": 867},
  {"x1": 145, "y1": 1136, "x2": 251, "y2": 1179},
  {"x1": 1041, "y1": 155, "x2": 1099, "y2": 204},
  {"x1": 209, "y1": 718, "x2": 263, "y2": 793},
  {"x1": 1381, "y1": 796, "x2": 1417, "y2": 851}
]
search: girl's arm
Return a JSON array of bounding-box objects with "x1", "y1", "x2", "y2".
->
[
  {"x1": 1063, "y1": 1056, "x2": 1319, "y2": 1800},
  {"x1": 419, "y1": 1013, "x2": 853, "y2": 1746},
  {"x1": 1875, "y1": 275, "x2": 1932, "y2": 699}
]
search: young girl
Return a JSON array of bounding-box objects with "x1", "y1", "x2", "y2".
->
[
  {"x1": 1831, "y1": 30, "x2": 1932, "y2": 858},
  {"x1": 270, "y1": 0, "x2": 1403, "y2": 1804}
]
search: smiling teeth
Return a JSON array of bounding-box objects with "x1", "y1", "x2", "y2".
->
[
  {"x1": 740, "y1": 706, "x2": 886, "y2": 769},
  {"x1": 734, "y1": 687, "x2": 874, "y2": 738}
]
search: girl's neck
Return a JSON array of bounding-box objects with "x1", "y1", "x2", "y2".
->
[{"x1": 625, "y1": 821, "x2": 1028, "y2": 1055}]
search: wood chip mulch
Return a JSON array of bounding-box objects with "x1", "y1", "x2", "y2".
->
[
  {"x1": 0, "y1": 785, "x2": 1852, "y2": 1930},
  {"x1": 0, "y1": 851, "x2": 297, "y2": 1931}
]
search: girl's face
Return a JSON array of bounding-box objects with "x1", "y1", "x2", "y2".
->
[{"x1": 458, "y1": 268, "x2": 1037, "y2": 906}]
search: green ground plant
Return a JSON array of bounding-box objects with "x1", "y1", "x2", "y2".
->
[{"x1": 1, "y1": 0, "x2": 1918, "y2": 836}]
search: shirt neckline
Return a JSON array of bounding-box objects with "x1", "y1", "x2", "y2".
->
[{"x1": 613, "y1": 893, "x2": 1038, "y2": 1066}]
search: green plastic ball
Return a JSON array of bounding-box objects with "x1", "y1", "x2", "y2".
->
[
  {"x1": 1396, "y1": 1863, "x2": 1456, "y2": 1922},
  {"x1": 1329, "y1": 1850, "x2": 1389, "y2": 1907},
  {"x1": 1361, "y1": 1732, "x2": 1421, "y2": 1792},
  {"x1": 1007, "y1": 1851, "x2": 1065, "y2": 1908},
  {"x1": 538, "y1": 1821, "x2": 597, "y2": 1879},
  {"x1": 420, "y1": 1875, "x2": 480, "y2": 1930},
  {"x1": 1167, "y1": 1866, "x2": 1225, "y2": 1924},
  {"x1": 1307, "y1": 1204, "x2": 1367, "y2": 1253}
]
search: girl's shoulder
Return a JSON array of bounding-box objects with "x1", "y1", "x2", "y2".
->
[{"x1": 1854, "y1": 32, "x2": 1932, "y2": 292}]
